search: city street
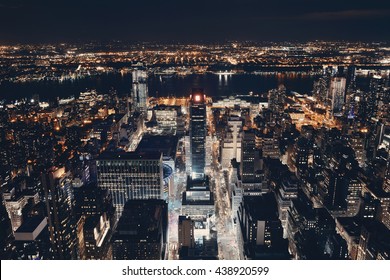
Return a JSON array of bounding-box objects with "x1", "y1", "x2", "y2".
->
[
  {"x1": 210, "y1": 135, "x2": 240, "y2": 260},
  {"x1": 167, "y1": 171, "x2": 186, "y2": 260}
]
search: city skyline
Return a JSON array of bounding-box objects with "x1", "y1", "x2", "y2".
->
[
  {"x1": 0, "y1": 1, "x2": 390, "y2": 262},
  {"x1": 1, "y1": 59, "x2": 390, "y2": 259}
]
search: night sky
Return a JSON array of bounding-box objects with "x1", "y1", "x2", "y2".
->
[{"x1": 0, "y1": 0, "x2": 389, "y2": 43}]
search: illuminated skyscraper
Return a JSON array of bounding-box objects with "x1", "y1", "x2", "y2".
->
[
  {"x1": 329, "y1": 77, "x2": 346, "y2": 117},
  {"x1": 189, "y1": 89, "x2": 207, "y2": 179},
  {"x1": 132, "y1": 69, "x2": 148, "y2": 114},
  {"x1": 41, "y1": 167, "x2": 77, "y2": 260},
  {"x1": 368, "y1": 75, "x2": 388, "y2": 119}
]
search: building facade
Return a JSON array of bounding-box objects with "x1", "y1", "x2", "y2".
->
[
  {"x1": 96, "y1": 151, "x2": 163, "y2": 220},
  {"x1": 189, "y1": 89, "x2": 207, "y2": 179}
]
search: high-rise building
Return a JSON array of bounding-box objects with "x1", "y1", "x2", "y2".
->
[
  {"x1": 78, "y1": 214, "x2": 112, "y2": 260},
  {"x1": 41, "y1": 167, "x2": 77, "y2": 259},
  {"x1": 384, "y1": 158, "x2": 390, "y2": 193},
  {"x1": 360, "y1": 193, "x2": 380, "y2": 221},
  {"x1": 0, "y1": 202, "x2": 13, "y2": 259},
  {"x1": 357, "y1": 221, "x2": 390, "y2": 260},
  {"x1": 268, "y1": 85, "x2": 286, "y2": 118},
  {"x1": 189, "y1": 89, "x2": 207, "y2": 179},
  {"x1": 73, "y1": 182, "x2": 115, "y2": 260},
  {"x1": 240, "y1": 129, "x2": 257, "y2": 183},
  {"x1": 260, "y1": 133, "x2": 280, "y2": 159},
  {"x1": 367, "y1": 75, "x2": 388, "y2": 120},
  {"x1": 111, "y1": 199, "x2": 168, "y2": 260},
  {"x1": 238, "y1": 193, "x2": 290, "y2": 259},
  {"x1": 96, "y1": 151, "x2": 163, "y2": 220},
  {"x1": 240, "y1": 129, "x2": 265, "y2": 194},
  {"x1": 349, "y1": 132, "x2": 366, "y2": 167},
  {"x1": 178, "y1": 216, "x2": 195, "y2": 251},
  {"x1": 221, "y1": 116, "x2": 243, "y2": 169},
  {"x1": 132, "y1": 69, "x2": 148, "y2": 114},
  {"x1": 292, "y1": 137, "x2": 310, "y2": 179},
  {"x1": 73, "y1": 182, "x2": 114, "y2": 220},
  {"x1": 148, "y1": 105, "x2": 184, "y2": 135},
  {"x1": 313, "y1": 77, "x2": 329, "y2": 105},
  {"x1": 3, "y1": 188, "x2": 39, "y2": 232},
  {"x1": 329, "y1": 77, "x2": 346, "y2": 117},
  {"x1": 276, "y1": 174, "x2": 299, "y2": 237},
  {"x1": 2, "y1": 176, "x2": 40, "y2": 233},
  {"x1": 319, "y1": 145, "x2": 361, "y2": 215},
  {"x1": 13, "y1": 216, "x2": 52, "y2": 260}
]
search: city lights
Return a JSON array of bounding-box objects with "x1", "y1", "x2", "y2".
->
[{"x1": 0, "y1": 42, "x2": 389, "y2": 264}]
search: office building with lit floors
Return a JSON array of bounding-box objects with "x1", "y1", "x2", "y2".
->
[
  {"x1": 41, "y1": 167, "x2": 77, "y2": 260},
  {"x1": 96, "y1": 151, "x2": 164, "y2": 220},
  {"x1": 189, "y1": 89, "x2": 207, "y2": 179},
  {"x1": 329, "y1": 76, "x2": 346, "y2": 117},
  {"x1": 131, "y1": 69, "x2": 148, "y2": 114},
  {"x1": 111, "y1": 199, "x2": 168, "y2": 260},
  {"x1": 357, "y1": 221, "x2": 390, "y2": 260},
  {"x1": 319, "y1": 145, "x2": 361, "y2": 215},
  {"x1": 240, "y1": 129, "x2": 266, "y2": 194},
  {"x1": 287, "y1": 191, "x2": 348, "y2": 259},
  {"x1": 238, "y1": 193, "x2": 290, "y2": 259},
  {"x1": 73, "y1": 182, "x2": 115, "y2": 259},
  {"x1": 241, "y1": 129, "x2": 256, "y2": 181},
  {"x1": 78, "y1": 214, "x2": 112, "y2": 260}
]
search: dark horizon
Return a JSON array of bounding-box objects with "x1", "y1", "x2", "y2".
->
[
  {"x1": 1, "y1": 39, "x2": 390, "y2": 46},
  {"x1": 0, "y1": 0, "x2": 389, "y2": 44}
]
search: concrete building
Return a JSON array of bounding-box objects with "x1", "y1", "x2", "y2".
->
[
  {"x1": 111, "y1": 200, "x2": 168, "y2": 260},
  {"x1": 132, "y1": 69, "x2": 148, "y2": 114},
  {"x1": 178, "y1": 216, "x2": 195, "y2": 251},
  {"x1": 181, "y1": 177, "x2": 215, "y2": 219},
  {"x1": 221, "y1": 116, "x2": 243, "y2": 169},
  {"x1": 96, "y1": 151, "x2": 163, "y2": 220},
  {"x1": 238, "y1": 193, "x2": 290, "y2": 259},
  {"x1": 41, "y1": 167, "x2": 77, "y2": 259}
]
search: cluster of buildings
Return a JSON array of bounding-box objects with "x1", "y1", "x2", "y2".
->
[
  {"x1": 213, "y1": 65, "x2": 390, "y2": 259},
  {"x1": 1, "y1": 64, "x2": 390, "y2": 260}
]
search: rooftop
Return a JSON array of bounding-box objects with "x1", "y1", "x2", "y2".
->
[
  {"x1": 114, "y1": 199, "x2": 167, "y2": 242},
  {"x1": 136, "y1": 135, "x2": 179, "y2": 159},
  {"x1": 243, "y1": 193, "x2": 279, "y2": 221},
  {"x1": 97, "y1": 151, "x2": 162, "y2": 161}
]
